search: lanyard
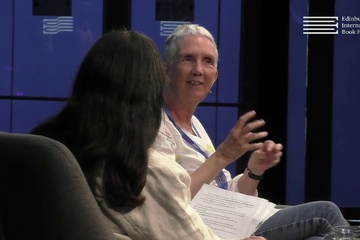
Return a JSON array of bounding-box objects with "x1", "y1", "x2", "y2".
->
[{"x1": 163, "y1": 106, "x2": 228, "y2": 189}]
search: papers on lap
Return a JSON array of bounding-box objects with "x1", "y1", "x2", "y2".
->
[{"x1": 191, "y1": 184, "x2": 278, "y2": 240}]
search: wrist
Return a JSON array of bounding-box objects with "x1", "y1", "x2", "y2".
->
[
  {"x1": 212, "y1": 149, "x2": 232, "y2": 166},
  {"x1": 246, "y1": 167, "x2": 264, "y2": 181}
]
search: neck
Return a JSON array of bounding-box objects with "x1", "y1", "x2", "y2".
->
[{"x1": 163, "y1": 96, "x2": 197, "y2": 134}]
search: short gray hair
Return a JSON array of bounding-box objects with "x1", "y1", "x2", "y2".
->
[{"x1": 164, "y1": 24, "x2": 219, "y2": 67}]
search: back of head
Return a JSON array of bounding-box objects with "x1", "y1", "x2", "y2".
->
[
  {"x1": 31, "y1": 30, "x2": 167, "y2": 210},
  {"x1": 164, "y1": 24, "x2": 219, "y2": 66},
  {"x1": 71, "y1": 30, "x2": 165, "y2": 151}
]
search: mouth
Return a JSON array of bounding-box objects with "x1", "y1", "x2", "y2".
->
[{"x1": 187, "y1": 80, "x2": 203, "y2": 86}]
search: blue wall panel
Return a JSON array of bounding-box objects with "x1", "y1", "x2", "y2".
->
[
  {"x1": 0, "y1": 100, "x2": 11, "y2": 132},
  {"x1": 218, "y1": 0, "x2": 241, "y2": 103},
  {"x1": 131, "y1": 0, "x2": 163, "y2": 53},
  {"x1": 12, "y1": 1, "x2": 103, "y2": 98},
  {"x1": 195, "y1": 106, "x2": 216, "y2": 144},
  {"x1": 11, "y1": 100, "x2": 66, "y2": 134},
  {"x1": 1, "y1": 1, "x2": 103, "y2": 134},
  {"x1": 0, "y1": 0, "x2": 13, "y2": 96},
  {"x1": 286, "y1": 0, "x2": 308, "y2": 204},
  {"x1": 132, "y1": 0, "x2": 219, "y2": 56}
]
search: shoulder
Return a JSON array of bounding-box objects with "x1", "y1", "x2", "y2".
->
[{"x1": 148, "y1": 149, "x2": 190, "y2": 186}]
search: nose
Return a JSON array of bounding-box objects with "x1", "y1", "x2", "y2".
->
[{"x1": 191, "y1": 61, "x2": 203, "y2": 75}]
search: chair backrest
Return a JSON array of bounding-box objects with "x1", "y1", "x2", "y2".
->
[{"x1": 0, "y1": 131, "x2": 119, "y2": 240}]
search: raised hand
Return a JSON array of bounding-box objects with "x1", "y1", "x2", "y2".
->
[
  {"x1": 216, "y1": 110, "x2": 268, "y2": 164},
  {"x1": 247, "y1": 140, "x2": 283, "y2": 176}
]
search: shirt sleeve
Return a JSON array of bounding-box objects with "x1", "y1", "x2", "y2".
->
[{"x1": 228, "y1": 173, "x2": 258, "y2": 196}]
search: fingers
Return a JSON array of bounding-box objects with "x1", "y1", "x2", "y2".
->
[
  {"x1": 245, "y1": 131, "x2": 268, "y2": 143},
  {"x1": 225, "y1": 111, "x2": 283, "y2": 162},
  {"x1": 255, "y1": 150, "x2": 282, "y2": 162},
  {"x1": 262, "y1": 140, "x2": 283, "y2": 151},
  {"x1": 242, "y1": 119, "x2": 266, "y2": 134},
  {"x1": 275, "y1": 143, "x2": 283, "y2": 151},
  {"x1": 236, "y1": 111, "x2": 266, "y2": 134},
  {"x1": 235, "y1": 111, "x2": 267, "y2": 145},
  {"x1": 245, "y1": 142, "x2": 264, "y2": 152},
  {"x1": 251, "y1": 141, "x2": 283, "y2": 166},
  {"x1": 236, "y1": 110, "x2": 257, "y2": 129}
]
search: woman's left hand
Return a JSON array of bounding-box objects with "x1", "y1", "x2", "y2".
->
[{"x1": 247, "y1": 140, "x2": 283, "y2": 176}]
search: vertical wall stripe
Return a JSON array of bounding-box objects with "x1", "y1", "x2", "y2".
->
[{"x1": 305, "y1": 0, "x2": 335, "y2": 201}]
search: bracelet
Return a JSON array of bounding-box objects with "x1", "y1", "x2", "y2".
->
[{"x1": 246, "y1": 167, "x2": 264, "y2": 181}]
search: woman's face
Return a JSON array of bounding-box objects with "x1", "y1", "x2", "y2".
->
[{"x1": 166, "y1": 35, "x2": 218, "y2": 105}]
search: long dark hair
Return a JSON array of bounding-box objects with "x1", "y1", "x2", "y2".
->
[{"x1": 31, "y1": 30, "x2": 166, "y2": 210}]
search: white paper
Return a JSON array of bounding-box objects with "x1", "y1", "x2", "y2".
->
[{"x1": 191, "y1": 184, "x2": 278, "y2": 240}]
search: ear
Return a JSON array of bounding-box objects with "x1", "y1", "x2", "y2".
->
[
  {"x1": 163, "y1": 62, "x2": 170, "y2": 75},
  {"x1": 211, "y1": 69, "x2": 219, "y2": 87}
]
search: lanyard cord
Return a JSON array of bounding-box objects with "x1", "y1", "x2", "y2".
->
[{"x1": 162, "y1": 106, "x2": 228, "y2": 189}]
